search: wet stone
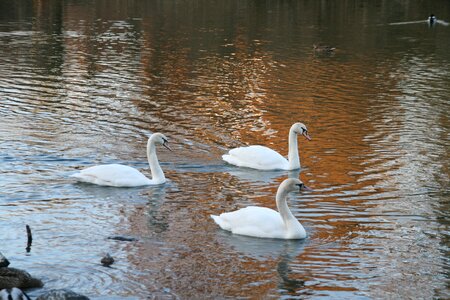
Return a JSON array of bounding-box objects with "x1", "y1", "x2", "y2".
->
[
  {"x1": 0, "y1": 267, "x2": 43, "y2": 289},
  {"x1": 36, "y1": 289, "x2": 90, "y2": 300}
]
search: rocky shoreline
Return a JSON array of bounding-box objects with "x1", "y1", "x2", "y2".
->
[{"x1": 0, "y1": 252, "x2": 89, "y2": 300}]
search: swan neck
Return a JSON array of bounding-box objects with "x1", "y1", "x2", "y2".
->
[
  {"x1": 276, "y1": 188, "x2": 297, "y2": 226},
  {"x1": 287, "y1": 126, "x2": 300, "y2": 170},
  {"x1": 147, "y1": 138, "x2": 165, "y2": 183}
]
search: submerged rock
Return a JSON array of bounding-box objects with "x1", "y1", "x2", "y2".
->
[
  {"x1": 0, "y1": 253, "x2": 10, "y2": 268},
  {"x1": 0, "y1": 287, "x2": 31, "y2": 300},
  {"x1": 107, "y1": 235, "x2": 138, "y2": 242},
  {"x1": 0, "y1": 267, "x2": 43, "y2": 289},
  {"x1": 36, "y1": 289, "x2": 89, "y2": 300}
]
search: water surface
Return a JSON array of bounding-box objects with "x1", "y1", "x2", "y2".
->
[{"x1": 1, "y1": 1, "x2": 449, "y2": 299}]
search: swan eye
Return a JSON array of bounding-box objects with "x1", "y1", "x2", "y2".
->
[{"x1": 296, "y1": 183, "x2": 304, "y2": 189}]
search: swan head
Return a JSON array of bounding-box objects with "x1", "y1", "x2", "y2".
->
[
  {"x1": 280, "y1": 178, "x2": 312, "y2": 193},
  {"x1": 150, "y1": 133, "x2": 172, "y2": 151},
  {"x1": 292, "y1": 123, "x2": 312, "y2": 141}
]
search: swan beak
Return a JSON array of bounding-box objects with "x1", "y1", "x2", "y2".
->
[
  {"x1": 299, "y1": 184, "x2": 313, "y2": 192},
  {"x1": 303, "y1": 132, "x2": 312, "y2": 141},
  {"x1": 163, "y1": 141, "x2": 172, "y2": 151}
]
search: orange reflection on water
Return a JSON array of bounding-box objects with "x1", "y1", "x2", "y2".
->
[{"x1": 2, "y1": 1, "x2": 448, "y2": 298}]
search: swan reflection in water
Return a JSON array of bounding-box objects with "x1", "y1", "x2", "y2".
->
[
  {"x1": 74, "y1": 181, "x2": 171, "y2": 233},
  {"x1": 173, "y1": 163, "x2": 302, "y2": 184},
  {"x1": 216, "y1": 230, "x2": 307, "y2": 291},
  {"x1": 144, "y1": 185, "x2": 171, "y2": 234},
  {"x1": 226, "y1": 168, "x2": 302, "y2": 184}
]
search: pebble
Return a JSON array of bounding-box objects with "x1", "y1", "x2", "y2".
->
[{"x1": 36, "y1": 289, "x2": 89, "y2": 300}]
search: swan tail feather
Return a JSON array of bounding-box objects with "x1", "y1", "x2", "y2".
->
[
  {"x1": 222, "y1": 154, "x2": 234, "y2": 165},
  {"x1": 211, "y1": 215, "x2": 230, "y2": 231}
]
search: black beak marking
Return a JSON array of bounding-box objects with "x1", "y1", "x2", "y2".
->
[{"x1": 162, "y1": 138, "x2": 172, "y2": 151}]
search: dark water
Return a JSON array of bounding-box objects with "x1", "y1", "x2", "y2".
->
[{"x1": 1, "y1": 0, "x2": 449, "y2": 299}]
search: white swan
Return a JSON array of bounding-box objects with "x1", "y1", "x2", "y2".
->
[
  {"x1": 71, "y1": 133, "x2": 171, "y2": 187},
  {"x1": 222, "y1": 122, "x2": 311, "y2": 171},
  {"x1": 211, "y1": 178, "x2": 311, "y2": 239}
]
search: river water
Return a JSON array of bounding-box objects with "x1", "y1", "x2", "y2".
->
[{"x1": 1, "y1": 1, "x2": 449, "y2": 299}]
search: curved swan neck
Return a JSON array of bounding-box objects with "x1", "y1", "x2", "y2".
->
[
  {"x1": 276, "y1": 188, "x2": 297, "y2": 226},
  {"x1": 287, "y1": 125, "x2": 300, "y2": 170},
  {"x1": 147, "y1": 138, "x2": 165, "y2": 183}
]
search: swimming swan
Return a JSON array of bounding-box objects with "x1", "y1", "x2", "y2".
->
[
  {"x1": 71, "y1": 133, "x2": 171, "y2": 187},
  {"x1": 222, "y1": 123, "x2": 311, "y2": 170},
  {"x1": 211, "y1": 178, "x2": 311, "y2": 239}
]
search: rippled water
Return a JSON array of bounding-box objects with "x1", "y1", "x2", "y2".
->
[{"x1": 1, "y1": 1, "x2": 449, "y2": 299}]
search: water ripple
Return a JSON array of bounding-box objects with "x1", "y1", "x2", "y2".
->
[{"x1": 1, "y1": 1, "x2": 449, "y2": 299}]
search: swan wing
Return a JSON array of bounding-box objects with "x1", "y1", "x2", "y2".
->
[
  {"x1": 71, "y1": 164, "x2": 152, "y2": 187},
  {"x1": 211, "y1": 206, "x2": 287, "y2": 239},
  {"x1": 223, "y1": 145, "x2": 289, "y2": 170}
]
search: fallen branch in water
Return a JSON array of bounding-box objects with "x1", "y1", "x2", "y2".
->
[{"x1": 26, "y1": 225, "x2": 32, "y2": 252}]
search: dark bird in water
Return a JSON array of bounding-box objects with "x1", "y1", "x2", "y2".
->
[
  {"x1": 0, "y1": 267, "x2": 43, "y2": 290},
  {"x1": 313, "y1": 44, "x2": 336, "y2": 53},
  {"x1": 0, "y1": 288, "x2": 31, "y2": 300},
  {"x1": 101, "y1": 253, "x2": 114, "y2": 267},
  {"x1": 428, "y1": 14, "x2": 436, "y2": 26}
]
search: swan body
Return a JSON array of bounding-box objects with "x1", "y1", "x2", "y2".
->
[
  {"x1": 224, "y1": 145, "x2": 290, "y2": 170},
  {"x1": 71, "y1": 133, "x2": 170, "y2": 187},
  {"x1": 223, "y1": 123, "x2": 311, "y2": 171},
  {"x1": 211, "y1": 178, "x2": 310, "y2": 239}
]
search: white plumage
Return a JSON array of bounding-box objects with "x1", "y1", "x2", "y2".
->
[
  {"x1": 223, "y1": 145, "x2": 290, "y2": 170},
  {"x1": 222, "y1": 123, "x2": 311, "y2": 171},
  {"x1": 211, "y1": 178, "x2": 311, "y2": 239},
  {"x1": 71, "y1": 133, "x2": 170, "y2": 187},
  {"x1": 71, "y1": 164, "x2": 154, "y2": 187}
]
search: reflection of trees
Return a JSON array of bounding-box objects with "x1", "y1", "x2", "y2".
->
[
  {"x1": 32, "y1": 0, "x2": 64, "y2": 75},
  {"x1": 0, "y1": 0, "x2": 32, "y2": 22}
]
